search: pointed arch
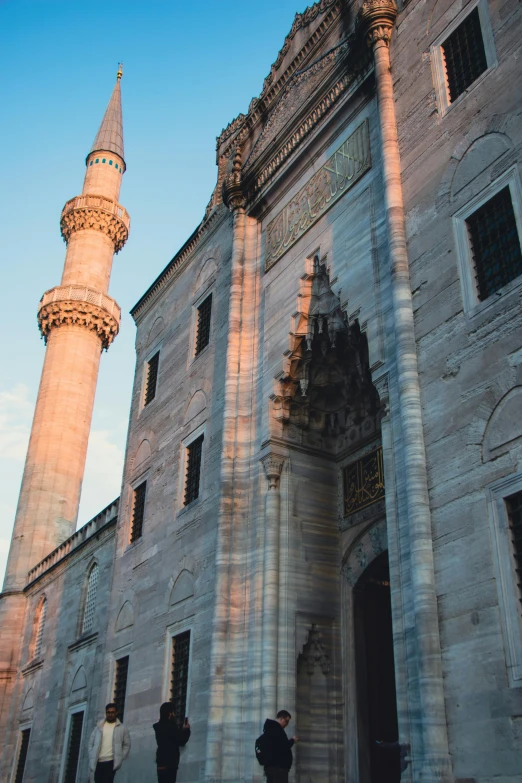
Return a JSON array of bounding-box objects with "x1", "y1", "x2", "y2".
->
[
  {"x1": 341, "y1": 518, "x2": 388, "y2": 587},
  {"x1": 170, "y1": 570, "x2": 195, "y2": 606},
  {"x1": 183, "y1": 391, "x2": 207, "y2": 425},
  {"x1": 71, "y1": 666, "x2": 88, "y2": 694},
  {"x1": 115, "y1": 600, "x2": 134, "y2": 632},
  {"x1": 22, "y1": 688, "x2": 34, "y2": 712}
]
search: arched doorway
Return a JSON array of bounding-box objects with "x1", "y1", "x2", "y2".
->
[{"x1": 354, "y1": 550, "x2": 399, "y2": 783}]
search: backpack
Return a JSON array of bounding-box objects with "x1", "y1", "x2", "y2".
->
[{"x1": 255, "y1": 733, "x2": 267, "y2": 766}]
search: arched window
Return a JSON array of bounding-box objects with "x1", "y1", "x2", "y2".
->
[
  {"x1": 34, "y1": 597, "x2": 47, "y2": 658},
  {"x1": 82, "y1": 564, "x2": 99, "y2": 635}
]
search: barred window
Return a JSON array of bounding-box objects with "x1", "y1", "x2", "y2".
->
[
  {"x1": 195, "y1": 295, "x2": 212, "y2": 355},
  {"x1": 14, "y1": 728, "x2": 31, "y2": 783},
  {"x1": 144, "y1": 352, "x2": 160, "y2": 406},
  {"x1": 442, "y1": 7, "x2": 487, "y2": 102},
  {"x1": 506, "y1": 491, "x2": 522, "y2": 608},
  {"x1": 466, "y1": 187, "x2": 522, "y2": 300},
  {"x1": 130, "y1": 482, "x2": 147, "y2": 543},
  {"x1": 170, "y1": 630, "x2": 191, "y2": 725},
  {"x1": 184, "y1": 435, "x2": 203, "y2": 506},
  {"x1": 63, "y1": 711, "x2": 84, "y2": 783},
  {"x1": 34, "y1": 597, "x2": 47, "y2": 658},
  {"x1": 114, "y1": 656, "x2": 129, "y2": 722},
  {"x1": 81, "y1": 564, "x2": 99, "y2": 635}
]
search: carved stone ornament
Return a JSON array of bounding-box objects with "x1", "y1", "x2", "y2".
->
[
  {"x1": 261, "y1": 454, "x2": 285, "y2": 490},
  {"x1": 265, "y1": 122, "x2": 370, "y2": 269},
  {"x1": 38, "y1": 285, "x2": 121, "y2": 350},
  {"x1": 221, "y1": 148, "x2": 246, "y2": 212},
  {"x1": 272, "y1": 256, "x2": 381, "y2": 453},
  {"x1": 341, "y1": 518, "x2": 388, "y2": 586},
  {"x1": 297, "y1": 624, "x2": 331, "y2": 676},
  {"x1": 358, "y1": 0, "x2": 398, "y2": 47},
  {"x1": 60, "y1": 195, "x2": 130, "y2": 253}
]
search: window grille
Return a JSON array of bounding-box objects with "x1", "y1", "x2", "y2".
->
[
  {"x1": 466, "y1": 187, "x2": 522, "y2": 300},
  {"x1": 82, "y1": 564, "x2": 99, "y2": 635},
  {"x1": 195, "y1": 295, "x2": 212, "y2": 355},
  {"x1": 114, "y1": 656, "x2": 129, "y2": 722},
  {"x1": 442, "y1": 7, "x2": 487, "y2": 102},
  {"x1": 184, "y1": 435, "x2": 204, "y2": 506},
  {"x1": 34, "y1": 598, "x2": 47, "y2": 658},
  {"x1": 144, "y1": 352, "x2": 160, "y2": 406},
  {"x1": 130, "y1": 482, "x2": 147, "y2": 542},
  {"x1": 170, "y1": 630, "x2": 191, "y2": 725},
  {"x1": 14, "y1": 728, "x2": 31, "y2": 783},
  {"x1": 506, "y1": 491, "x2": 522, "y2": 607},
  {"x1": 63, "y1": 711, "x2": 84, "y2": 783}
]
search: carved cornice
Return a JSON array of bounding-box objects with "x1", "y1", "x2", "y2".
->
[
  {"x1": 222, "y1": 148, "x2": 246, "y2": 212},
  {"x1": 261, "y1": 453, "x2": 285, "y2": 490},
  {"x1": 38, "y1": 285, "x2": 121, "y2": 350},
  {"x1": 358, "y1": 0, "x2": 398, "y2": 47},
  {"x1": 60, "y1": 195, "x2": 130, "y2": 253},
  {"x1": 216, "y1": 0, "x2": 342, "y2": 152}
]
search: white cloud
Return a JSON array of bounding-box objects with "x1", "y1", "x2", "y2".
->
[
  {"x1": 77, "y1": 429, "x2": 125, "y2": 526},
  {"x1": 0, "y1": 383, "x2": 32, "y2": 461}
]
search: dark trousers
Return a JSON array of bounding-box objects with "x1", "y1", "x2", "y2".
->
[
  {"x1": 265, "y1": 768, "x2": 289, "y2": 783},
  {"x1": 95, "y1": 761, "x2": 116, "y2": 783},
  {"x1": 157, "y1": 766, "x2": 179, "y2": 783}
]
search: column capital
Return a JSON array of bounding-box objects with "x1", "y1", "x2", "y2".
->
[
  {"x1": 358, "y1": 0, "x2": 398, "y2": 48},
  {"x1": 261, "y1": 453, "x2": 285, "y2": 490},
  {"x1": 222, "y1": 148, "x2": 246, "y2": 212}
]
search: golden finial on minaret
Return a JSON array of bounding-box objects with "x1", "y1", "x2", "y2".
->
[{"x1": 117, "y1": 62, "x2": 123, "y2": 81}]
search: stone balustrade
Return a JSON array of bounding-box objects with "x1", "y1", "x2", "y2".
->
[
  {"x1": 39, "y1": 285, "x2": 121, "y2": 319},
  {"x1": 26, "y1": 499, "x2": 119, "y2": 585}
]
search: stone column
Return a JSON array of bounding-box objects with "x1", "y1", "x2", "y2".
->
[
  {"x1": 260, "y1": 453, "x2": 285, "y2": 718},
  {"x1": 358, "y1": 3, "x2": 453, "y2": 781},
  {"x1": 205, "y1": 149, "x2": 247, "y2": 782}
]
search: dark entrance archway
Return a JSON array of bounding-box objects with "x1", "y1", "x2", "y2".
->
[{"x1": 354, "y1": 550, "x2": 399, "y2": 783}]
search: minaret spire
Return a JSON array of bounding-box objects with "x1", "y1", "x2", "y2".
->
[{"x1": 90, "y1": 66, "x2": 125, "y2": 163}]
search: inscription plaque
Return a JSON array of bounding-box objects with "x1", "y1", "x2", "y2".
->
[
  {"x1": 265, "y1": 120, "x2": 371, "y2": 271},
  {"x1": 343, "y1": 445, "x2": 384, "y2": 516}
]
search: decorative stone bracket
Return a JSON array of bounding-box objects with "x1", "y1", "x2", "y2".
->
[
  {"x1": 38, "y1": 285, "x2": 121, "y2": 350},
  {"x1": 60, "y1": 194, "x2": 130, "y2": 253}
]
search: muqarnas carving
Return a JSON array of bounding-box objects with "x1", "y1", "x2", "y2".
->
[{"x1": 273, "y1": 256, "x2": 380, "y2": 452}]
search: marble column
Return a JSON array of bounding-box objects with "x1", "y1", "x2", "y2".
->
[
  {"x1": 260, "y1": 454, "x2": 285, "y2": 718},
  {"x1": 359, "y1": 2, "x2": 453, "y2": 780}
]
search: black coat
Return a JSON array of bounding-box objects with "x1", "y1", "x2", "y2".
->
[
  {"x1": 262, "y1": 719, "x2": 295, "y2": 770},
  {"x1": 153, "y1": 721, "x2": 191, "y2": 768}
]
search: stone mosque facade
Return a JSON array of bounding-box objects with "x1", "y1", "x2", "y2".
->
[{"x1": 1, "y1": 0, "x2": 522, "y2": 781}]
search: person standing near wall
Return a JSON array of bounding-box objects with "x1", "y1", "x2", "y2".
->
[
  {"x1": 256, "y1": 709, "x2": 298, "y2": 783},
  {"x1": 88, "y1": 703, "x2": 131, "y2": 783},
  {"x1": 153, "y1": 702, "x2": 191, "y2": 783}
]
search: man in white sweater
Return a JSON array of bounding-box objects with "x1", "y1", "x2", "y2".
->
[{"x1": 88, "y1": 703, "x2": 131, "y2": 782}]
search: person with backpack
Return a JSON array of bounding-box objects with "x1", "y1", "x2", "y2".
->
[{"x1": 255, "y1": 710, "x2": 298, "y2": 783}]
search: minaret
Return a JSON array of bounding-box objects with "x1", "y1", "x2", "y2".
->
[
  {"x1": 2, "y1": 67, "x2": 129, "y2": 593},
  {"x1": 0, "y1": 72, "x2": 129, "y2": 741}
]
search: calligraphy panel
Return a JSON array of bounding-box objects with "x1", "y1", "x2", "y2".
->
[
  {"x1": 343, "y1": 445, "x2": 384, "y2": 516},
  {"x1": 265, "y1": 120, "x2": 371, "y2": 271}
]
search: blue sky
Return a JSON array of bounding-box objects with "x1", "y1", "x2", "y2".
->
[{"x1": 0, "y1": 0, "x2": 311, "y2": 584}]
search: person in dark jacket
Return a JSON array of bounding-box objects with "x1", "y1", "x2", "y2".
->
[
  {"x1": 153, "y1": 702, "x2": 191, "y2": 783},
  {"x1": 261, "y1": 710, "x2": 298, "y2": 783}
]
